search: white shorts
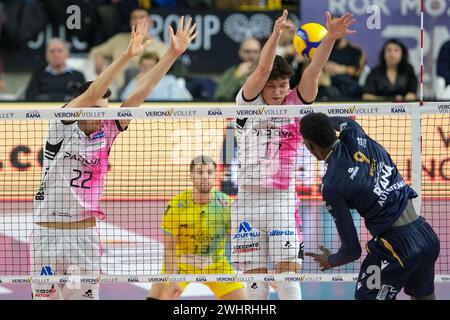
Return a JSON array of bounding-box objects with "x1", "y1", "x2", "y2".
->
[
  {"x1": 230, "y1": 191, "x2": 304, "y2": 271},
  {"x1": 29, "y1": 224, "x2": 101, "y2": 300}
]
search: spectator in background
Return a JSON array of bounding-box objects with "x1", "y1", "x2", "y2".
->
[
  {"x1": 363, "y1": 39, "x2": 417, "y2": 102},
  {"x1": 324, "y1": 16, "x2": 366, "y2": 99},
  {"x1": 90, "y1": 8, "x2": 167, "y2": 92},
  {"x1": 121, "y1": 52, "x2": 192, "y2": 101},
  {"x1": 214, "y1": 37, "x2": 261, "y2": 101},
  {"x1": 437, "y1": 39, "x2": 450, "y2": 86},
  {"x1": 24, "y1": 38, "x2": 85, "y2": 101}
]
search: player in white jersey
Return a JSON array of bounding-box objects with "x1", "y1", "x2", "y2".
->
[
  {"x1": 230, "y1": 10, "x2": 356, "y2": 300},
  {"x1": 30, "y1": 17, "x2": 197, "y2": 300}
]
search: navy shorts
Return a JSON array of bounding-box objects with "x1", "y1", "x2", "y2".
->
[{"x1": 355, "y1": 217, "x2": 440, "y2": 300}]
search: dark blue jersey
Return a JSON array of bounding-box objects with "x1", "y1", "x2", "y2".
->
[{"x1": 323, "y1": 117, "x2": 418, "y2": 267}]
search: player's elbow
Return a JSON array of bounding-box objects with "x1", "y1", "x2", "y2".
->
[{"x1": 348, "y1": 246, "x2": 362, "y2": 261}]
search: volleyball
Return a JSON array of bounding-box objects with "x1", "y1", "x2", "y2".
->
[{"x1": 293, "y1": 23, "x2": 328, "y2": 59}]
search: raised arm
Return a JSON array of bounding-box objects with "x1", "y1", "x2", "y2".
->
[
  {"x1": 241, "y1": 9, "x2": 294, "y2": 101},
  {"x1": 299, "y1": 12, "x2": 356, "y2": 103},
  {"x1": 123, "y1": 16, "x2": 196, "y2": 108},
  {"x1": 66, "y1": 19, "x2": 151, "y2": 108},
  {"x1": 119, "y1": 16, "x2": 197, "y2": 128}
]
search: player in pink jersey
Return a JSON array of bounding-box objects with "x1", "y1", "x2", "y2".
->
[
  {"x1": 30, "y1": 17, "x2": 197, "y2": 300},
  {"x1": 230, "y1": 10, "x2": 356, "y2": 300}
]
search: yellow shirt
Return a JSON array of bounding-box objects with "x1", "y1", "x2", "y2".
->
[{"x1": 162, "y1": 190, "x2": 232, "y2": 264}]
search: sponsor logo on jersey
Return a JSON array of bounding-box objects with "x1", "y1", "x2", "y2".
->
[
  {"x1": 189, "y1": 234, "x2": 223, "y2": 241},
  {"x1": 0, "y1": 112, "x2": 14, "y2": 119},
  {"x1": 40, "y1": 266, "x2": 54, "y2": 276},
  {"x1": 89, "y1": 131, "x2": 105, "y2": 140},
  {"x1": 26, "y1": 111, "x2": 41, "y2": 118},
  {"x1": 373, "y1": 162, "x2": 406, "y2": 206},
  {"x1": 33, "y1": 286, "x2": 57, "y2": 298},
  {"x1": 208, "y1": 108, "x2": 223, "y2": 116},
  {"x1": 233, "y1": 221, "x2": 260, "y2": 239},
  {"x1": 391, "y1": 106, "x2": 406, "y2": 113},
  {"x1": 232, "y1": 243, "x2": 259, "y2": 254},
  {"x1": 63, "y1": 152, "x2": 100, "y2": 166},
  {"x1": 357, "y1": 137, "x2": 367, "y2": 148},
  {"x1": 253, "y1": 127, "x2": 295, "y2": 138},
  {"x1": 269, "y1": 230, "x2": 294, "y2": 236}
]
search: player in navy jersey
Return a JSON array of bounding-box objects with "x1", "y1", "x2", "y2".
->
[{"x1": 300, "y1": 112, "x2": 440, "y2": 300}]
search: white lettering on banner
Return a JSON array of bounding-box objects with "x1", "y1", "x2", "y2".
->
[
  {"x1": 329, "y1": 0, "x2": 390, "y2": 16},
  {"x1": 329, "y1": 0, "x2": 450, "y2": 17},
  {"x1": 401, "y1": 0, "x2": 420, "y2": 15},
  {"x1": 66, "y1": 5, "x2": 81, "y2": 30},
  {"x1": 367, "y1": 5, "x2": 382, "y2": 30},
  {"x1": 151, "y1": 14, "x2": 220, "y2": 51}
]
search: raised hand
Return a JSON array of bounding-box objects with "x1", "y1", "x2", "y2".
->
[
  {"x1": 273, "y1": 9, "x2": 295, "y2": 36},
  {"x1": 125, "y1": 19, "x2": 152, "y2": 58},
  {"x1": 305, "y1": 245, "x2": 333, "y2": 271},
  {"x1": 168, "y1": 16, "x2": 198, "y2": 57},
  {"x1": 326, "y1": 12, "x2": 356, "y2": 41}
]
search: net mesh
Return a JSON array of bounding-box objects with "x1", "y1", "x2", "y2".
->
[{"x1": 0, "y1": 102, "x2": 448, "y2": 283}]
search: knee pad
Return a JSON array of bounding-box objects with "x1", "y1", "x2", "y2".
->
[
  {"x1": 276, "y1": 281, "x2": 302, "y2": 300},
  {"x1": 246, "y1": 281, "x2": 270, "y2": 300}
]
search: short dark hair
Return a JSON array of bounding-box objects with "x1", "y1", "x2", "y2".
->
[
  {"x1": 74, "y1": 81, "x2": 111, "y2": 99},
  {"x1": 269, "y1": 55, "x2": 294, "y2": 81},
  {"x1": 190, "y1": 155, "x2": 217, "y2": 172},
  {"x1": 300, "y1": 113, "x2": 337, "y2": 148},
  {"x1": 139, "y1": 52, "x2": 160, "y2": 64}
]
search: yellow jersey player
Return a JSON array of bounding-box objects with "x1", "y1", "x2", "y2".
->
[{"x1": 148, "y1": 155, "x2": 246, "y2": 300}]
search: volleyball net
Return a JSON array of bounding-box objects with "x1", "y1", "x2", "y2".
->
[{"x1": 0, "y1": 102, "x2": 448, "y2": 284}]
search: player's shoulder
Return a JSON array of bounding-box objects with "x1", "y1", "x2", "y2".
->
[
  {"x1": 168, "y1": 190, "x2": 193, "y2": 207},
  {"x1": 236, "y1": 87, "x2": 264, "y2": 105}
]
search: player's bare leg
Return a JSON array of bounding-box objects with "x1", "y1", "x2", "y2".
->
[{"x1": 147, "y1": 282, "x2": 182, "y2": 300}]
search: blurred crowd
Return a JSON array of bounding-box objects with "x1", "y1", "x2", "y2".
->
[{"x1": 0, "y1": 1, "x2": 449, "y2": 102}]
